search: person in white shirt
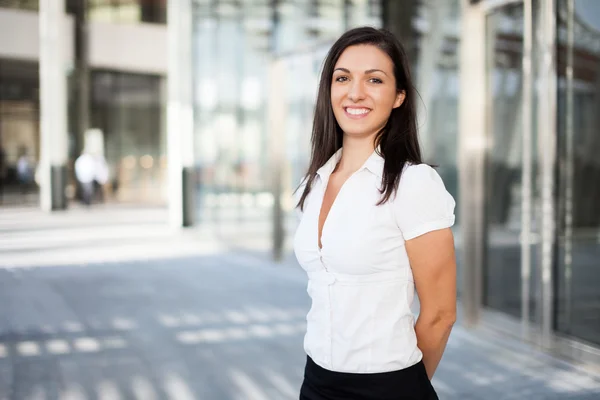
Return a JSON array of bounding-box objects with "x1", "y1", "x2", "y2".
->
[
  {"x1": 75, "y1": 152, "x2": 96, "y2": 205},
  {"x1": 294, "y1": 27, "x2": 456, "y2": 400},
  {"x1": 75, "y1": 151, "x2": 109, "y2": 205}
]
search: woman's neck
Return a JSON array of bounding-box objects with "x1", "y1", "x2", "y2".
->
[{"x1": 336, "y1": 134, "x2": 377, "y2": 175}]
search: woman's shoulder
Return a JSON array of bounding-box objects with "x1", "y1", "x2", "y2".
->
[
  {"x1": 400, "y1": 163, "x2": 444, "y2": 188},
  {"x1": 394, "y1": 162, "x2": 453, "y2": 207}
]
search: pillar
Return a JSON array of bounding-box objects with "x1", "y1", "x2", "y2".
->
[
  {"x1": 39, "y1": 0, "x2": 68, "y2": 211},
  {"x1": 167, "y1": 0, "x2": 195, "y2": 228}
]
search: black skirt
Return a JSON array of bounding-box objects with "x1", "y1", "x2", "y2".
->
[{"x1": 299, "y1": 356, "x2": 439, "y2": 400}]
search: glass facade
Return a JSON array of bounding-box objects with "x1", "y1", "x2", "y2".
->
[
  {"x1": 483, "y1": 4, "x2": 525, "y2": 319},
  {"x1": 555, "y1": 0, "x2": 600, "y2": 346},
  {"x1": 191, "y1": 0, "x2": 462, "y2": 259},
  {"x1": 191, "y1": 0, "x2": 384, "y2": 254},
  {"x1": 461, "y1": 0, "x2": 600, "y2": 352},
  {"x1": 411, "y1": 1, "x2": 461, "y2": 209}
]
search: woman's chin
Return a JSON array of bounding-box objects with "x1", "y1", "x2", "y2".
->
[{"x1": 341, "y1": 129, "x2": 380, "y2": 140}]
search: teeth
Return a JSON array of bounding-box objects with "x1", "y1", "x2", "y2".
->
[{"x1": 346, "y1": 108, "x2": 369, "y2": 115}]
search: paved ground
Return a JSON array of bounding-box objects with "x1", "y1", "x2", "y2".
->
[{"x1": 1, "y1": 205, "x2": 600, "y2": 400}]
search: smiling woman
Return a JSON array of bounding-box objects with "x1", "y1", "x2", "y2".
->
[{"x1": 294, "y1": 27, "x2": 456, "y2": 400}]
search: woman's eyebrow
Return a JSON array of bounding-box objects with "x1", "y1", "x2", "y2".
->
[
  {"x1": 365, "y1": 69, "x2": 388, "y2": 76},
  {"x1": 333, "y1": 67, "x2": 388, "y2": 77}
]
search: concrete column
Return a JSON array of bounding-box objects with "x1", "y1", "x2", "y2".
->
[
  {"x1": 39, "y1": 0, "x2": 68, "y2": 211},
  {"x1": 167, "y1": 0, "x2": 195, "y2": 228}
]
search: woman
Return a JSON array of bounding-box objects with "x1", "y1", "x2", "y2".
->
[{"x1": 294, "y1": 27, "x2": 456, "y2": 400}]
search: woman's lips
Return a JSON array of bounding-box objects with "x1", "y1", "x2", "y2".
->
[{"x1": 344, "y1": 107, "x2": 371, "y2": 119}]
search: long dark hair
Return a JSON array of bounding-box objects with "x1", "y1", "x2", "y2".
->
[{"x1": 296, "y1": 27, "x2": 423, "y2": 211}]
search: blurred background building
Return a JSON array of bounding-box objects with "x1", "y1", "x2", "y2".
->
[{"x1": 0, "y1": 0, "x2": 598, "y2": 368}]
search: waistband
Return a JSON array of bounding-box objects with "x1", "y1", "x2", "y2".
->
[{"x1": 302, "y1": 356, "x2": 438, "y2": 399}]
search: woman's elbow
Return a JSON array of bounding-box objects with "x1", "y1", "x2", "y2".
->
[
  {"x1": 435, "y1": 310, "x2": 456, "y2": 329},
  {"x1": 420, "y1": 309, "x2": 456, "y2": 329},
  {"x1": 443, "y1": 311, "x2": 457, "y2": 328}
]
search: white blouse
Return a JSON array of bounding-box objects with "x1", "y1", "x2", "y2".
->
[{"x1": 294, "y1": 148, "x2": 455, "y2": 374}]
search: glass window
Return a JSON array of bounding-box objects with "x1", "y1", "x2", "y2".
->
[
  {"x1": 89, "y1": 70, "x2": 166, "y2": 204},
  {"x1": 555, "y1": 0, "x2": 600, "y2": 346},
  {"x1": 0, "y1": 0, "x2": 38, "y2": 11},
  {"x1": 192, "y1": 0, "x2": 359, "y2": 254},
  {"x1": 88, "y1": 0, "x2": 166, "y2": 24},
  {"x1": 483, "y1": 4, "x2": 525, "y2": 319},
  {"x1": 411, "y1": 0, "x2": 461, "y2": 218},
  {"x1": 395, "y1": 0, "x2": 461, "y2": 289}
]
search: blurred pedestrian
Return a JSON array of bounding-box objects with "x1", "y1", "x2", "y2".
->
[
  {"x1": 74, "y1": 151, "x2": 96, "y2": 205},
  {"x1": 16, "y1": 148, "x2": 33, "y2": 195},
  {"x1": 294, "y1": 27, "x2": 456, "y2": 400}
]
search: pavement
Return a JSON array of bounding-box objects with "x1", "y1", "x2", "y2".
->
[{"x1": 1, "y1": 205, "x2": 600, "y2": 400}]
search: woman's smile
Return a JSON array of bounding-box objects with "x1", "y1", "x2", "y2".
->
[{"x1": 344, "y1": 106, "x2": 372, "y2": 119}]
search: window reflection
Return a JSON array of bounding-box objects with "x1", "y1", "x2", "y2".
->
[
  {"x1": 192, "y1": 0, "x2": 357, "y2": 251},
  {"x1": 412, "y1": 0, "x2": 461, "y2": 220},
  {"x1": 89, "y1": 71, "x2": 166, "y2": 204},
  {"x1": 556, "y1": 0, "x2": 600, "y2": 346},
  {"x1": 192, "y1": 0, "x2": 462, "y2": 257},
  {"x1": 483, "y1": 4, "x2": 524, "y2": 319}
]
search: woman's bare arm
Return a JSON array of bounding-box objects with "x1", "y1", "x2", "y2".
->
[{"x1": 406, "y1": 227, "x2": 457, "y2": 379}]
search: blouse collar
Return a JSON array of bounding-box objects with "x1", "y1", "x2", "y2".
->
[{"x1": 316, "y1": 146, "x2": 384, "y2": 181}]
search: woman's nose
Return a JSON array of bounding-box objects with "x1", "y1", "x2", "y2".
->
[{"x1": 347, "y1": 81, "x2": 366, "y2": 102}]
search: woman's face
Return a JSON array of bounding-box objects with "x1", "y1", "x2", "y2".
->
[{"x1": 331, "y1": 44, "x2": 405, "y2": 140}]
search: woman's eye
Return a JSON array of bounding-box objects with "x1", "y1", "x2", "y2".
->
[
  {"x1": 369, "y1": 78, "x2": 383, "y2": 84},
  {"x1": 335, "y1": 76, "x2": 348, "y2": 82}
]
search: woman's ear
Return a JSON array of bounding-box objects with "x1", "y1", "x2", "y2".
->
[{"x1": 393, "y1": 90, "x2": 406, "y2": 109}]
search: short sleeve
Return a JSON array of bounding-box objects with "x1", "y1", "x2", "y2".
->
[{"x1": 393, "y1": 164, "x2": 456, "y2": 240}]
